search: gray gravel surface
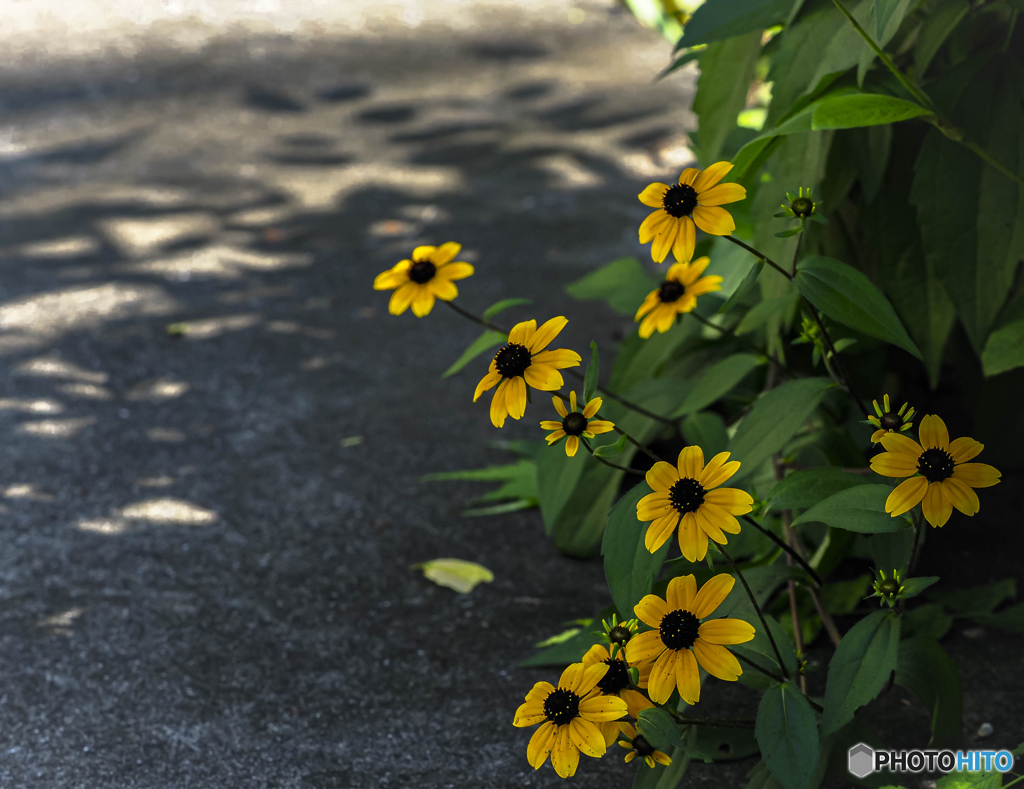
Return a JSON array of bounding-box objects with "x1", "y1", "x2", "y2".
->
[{"x1": 0, "y1": 2, "x2": 1020, "y2": 788}]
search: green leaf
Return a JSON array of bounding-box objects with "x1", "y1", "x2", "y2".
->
[
  {"x1": 900, "y1": 577, "x2": 939, "y2": 599},
  {"x1": 793, "y1": 484, "x2": 909, "y2": 533},
  {"x1": 441, "y1": 329, "x2": 506, "y2": 378},
  {"x1": 720, "y1": 260, "x2": 766, "y2": 314},
  {"x1": 633, "y1": 744, "x2": 691, "y2": 789},
  {"x1": 674, "y1": 354, "x2": 763, "y2": 417},
  {"x1": 755, "y1": 682, "x2": 819, "y2": 789},
  {"x1": 895, "y1": 638, "x2": 963, "y2": 748},
  {"x1": 767, "y1": 468, "x2": 874, "y2": 512},
  {"x1": 822, "y1": 575, "x2": 874, "y2": 615},
  {"x1": 638, "y1": 707, "x2": 686, "y2": 753},
  {"x1": 810, "y1": 93, "x2": 931, "y2": 130},
  {"x1": 594, "y1": 434, "x2": 629, "y2": 457},
  {"x1": 736, "y1": 294, "x2": 799, "y2": 335},
  {"x1": 461, "y1": 499, "x2": 536, "y2": 517},
  {"x1": 981, "y1": 288, "x2": 1024, "y2": 376},
  {"x1": 677, "y1": 0, "x2": 790, "y2": 48},
  {"x1": 930, "y1": 579, "x2": 1016, "y2": 615},
  {"x1": 821, "y1": 610, "x2": 901, "y2": 735},
  {"x1": 565, "y1": 257, "x2": 657, "y2": 316},
  {"x1": 794, "y1": 256, "x2": 922, "y2": 359},
  {"x1": 974, "y1": 603, "x2": 1024, "y2": 634},
  {"x1": 583, "y1": 341, "x2": 599, "y2": 402},
  {"x1": 732, "y1": 610, "x2": 800, "y2": 688},
  {"x1": 692, "y1": 32, "x2": 763, "y2": 162},
  {"x1": 603, "y1": 482, "x2": 671, "y2": 618},
  {"x1": 681, "y1": 411, "x2": 729, "y2": 458},
  {"x1": 728, "y1": 378, "x2": 835, "y2": 482},
  {"x1": 537, "y1": 442, "x2": 621, "y2": 557},
  {"x1": 901, "y1": 603, "x2": 953, "y2": 641},
  {"x1": 482, "y1": 297, "x2": 531, "y2": 322},
  {"x1": 874, "y1": 0, "x2": 908, "y2": 41},
  {"x1": 610, "y1": 321, "x2": 696, "y2": 392},
  {"x1": 518, "y1": 627, "x2": 602, "y2": 667},
  {"x1": 915, "y1": 0, "x2": 970, "y2": 78},
  {"x1": 417, "y1": 559, "x2": 494, "y2": 593},
  {"x1": 868, "y1": 528, "x2": 915, "y2": 576},
  {"x1": 890, "y1": 246, "x2": 956, "y2": 388}
]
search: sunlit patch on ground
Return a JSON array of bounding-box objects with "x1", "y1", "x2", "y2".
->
[{"x1": 18, "y1": 416, "x2": 97, "y2": 438}]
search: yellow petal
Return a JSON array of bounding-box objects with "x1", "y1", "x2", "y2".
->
[
  {"x1": 634, "y1": 594, "x2": 669, "y2": 629},
  {"x1": 678, "y1": 512, "x2": 701, "y2": 562},
  {"x1": 373, "y1": 261, "x2": 411, "y2": 289},
  {"x1": 638, "y1": 313, "x2": 658, "y2": 338},
  {"x1": 428, "y1": 278, "x2": 458, "y2": 301},
  {"x1": 532, "y1": 349, "x2": 582, "y2": 369},
  {"x1": 577, "y1": 694, "x2": 628, "y2": 722},
  {"x1": 949, "y1": 436, "x2": 984, "y2": 464},
  {"x1": 653, "y1": 751, "x2": 673, "y2": 767},
  {"x1": 651, "y1": 220, "x2": 679, "y2": 263},
  {"x1": 508, "y1": 319, "x2": 536, "y2": 346},
  {"x1": 646, "y1": 650, "x2": 678, "y2": 704},
  {"x1": 411, "y1": 245, "x2": 436, "y2": 261},
  {"x1": 666, "y1": 574, "x2": 697, "y2": 612},
  {"x1": 388, "y1": 281, "x2": 418, "y2": 315},
  {"x1": 565, "y1": 436, "x2": 580, "y2": 457},
  {"x1": 692, "y1": 573, "x2": 735, "y2": 619},
  {"x1": 529, "y1": 316, "x2": 569, "y2": 353},
  {"x1": 410, "y1": 288, "x2": 436, "y2": 317},
  {"x1": 620, "y1": 689, "x2": 654, "y2": 718},
  {"x1": 880, "y1": 431, "x2": 925, "y2": 458},
  {"x1": 637, "y1": 499, "x2": 674, "y2": 521},
  {"x1": 474, "y1": 370, "x2": 501, "y2": 401},
  {"x1": 490, "y1": 382, "x2": 509, "y2": 428},
  {"x1": 646, "y1": 461, "x2": 679, "y2": 492},
  {"x1": 695, "y1": 505, "x2": 727, "y2": 544},
  {"x1": 587, "y1": 420, "x2": 615, "y2": 434},
  {"x1": 693, "y1": 161, "x2": 733, "y2": 192},
  {"x1": 676, "y1": 648, "x2": 701, "y2": 704},
  {"x1": 677, "y1": 446, "x2": 705, "y2": 480},
  {"x1": 870, "y1": 452, "x2": 920, "y2": 478},
  {"x1": 429, "y1": 241, "x2": 461, "y2": 265},
  {"x1": 514, "y1": 706, "x2": 547, "y2": 728},
  {"x1": 625, "y1": 630, "x2": 665, "y2": 664},
  {"x1": 644, "y1": 513, "x2": 679, "y2": 552},
  {"x1": 540, "y1": 420, "x2": 563, "y2": 430},
  {"x1": 550, "y1": 725, "x2": 580, "y2": 778},
  {"x1": 918, "y1": 414, "x2": 950, "y2": 450},
  {"x1": 656, "y1": 303, "x2": 679, "y2": 332},
  {"x1": 698, "y1": 618, "x2": 755, "y2": 645},
  {"x1": 635, "y1": 290, "x2": 661, "y2": 320},
  {"x1": 553, "y1": 395, "x2": 568, "y2": 418},
  {"x1": 435, "y1": 261, "x2": 474, "y2": 281},
  {"x1": 524, "y1": 364, "x2": 564, "y2": 391},
  {"x1": 681, "y1": 256, "x2": 711, "y2": 283},
  {"x1": 687, "y1": 276, "x2": 724, "y2": 297},
  {"x1": 506, "y1": 376, "x2": 528, "y2": 420},
  {"x1": 696, "y1": 182, "x2": 746, "y2": 206},
  {"x1": 598, "y1": 721, "x2": 619, "y2": 748},
  {"x1": 703, "y1": 487, "x2": 753, "y2": 515},
  {"x1": 951, "y1": 462, "x2": 1001, "y2": 488},
  {"x1": 692, "y1": 640, "x2": 742, "y2": 680},
  {"x1": 558, "y1": 663, "x2": 585, "y2": 692},
  {"x1": 679, "y1": 167, "x2": 700, "y2": 185},
  {"x1": 700, "y1": 501, "x2": 741, "y2": 533},
  {"x1": 921, "y1": 481, "x2": 952, "y2": 527},
  {"x1": 639, "y1": 183, "x2": 670, "y2": 208},
  {"x1": 525, "y1": 681, "x2": 555, "y2": 703},
  {"x1": 698, "y1": 451, "x2": 739, "y2": 489},
  {"x1": 546, "y1": 429, "x2": 566, "y2": 444},
  {"x1": 671, "y1": 216, "x2": 695, "y2": 263},
  {"x1": 527, "y1": 722, "x2": 557, "y2": 769},
  {"x1": 583, "y1": 397, "x2": 602, "y2": 419},
  {"x1": 582, "y1": 644, "x2": 610, "y2": 667},
  {"x1": 578, "y1": 663, "x2": 611, "y2": 696},
  {"x1": 639, "y1": 210, "x2": 671, "y2": 244},
  {"x1": 569, "y1": 717, "x2": 607, "y2": 759},
  {"x1": 885, "y1": 475, "x2": 927, "y2": 517},
  {"x1": 691, "y1": 205, "x2": 735, "y2": 236},
  {"x1": 871, "y1": 428, "x2": 887, "y2": 443},
  {"x1": 942, "y1": 477, "x2": 979, "y2": 516}
]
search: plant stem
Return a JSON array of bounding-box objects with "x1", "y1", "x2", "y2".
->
[
  {"x1": 664, "y1": 708, "x2": 756, "y2": 729},
  {"x1": 908, "y1": 510, "x2": 923, "y2": 574},
  {"x1": 741, "y1": 515, "x2": 823, "y2": 587},
  {"x1": 613, "y1": 425, "x2": 663, "y2": 464},
  {"x1": 444, "y1": 299, "x2": 506, "y2": 333},
  {"x1": 734, "y1": 651, "x2": 786, "y2": 685},
  {"x1": 690, "y1": 312, "x2": 798, "y2": 380},
  {"x1": 581, "y1": 439, "x2": 645, "y2": 475},
  {"x1": 803, "y1": 298, "x2": 872, "y2": 420},
  {"x1": 716, "y1": 542, "x2": 790, "y2": 680},
  {"x1": 724, "y1": 235, "x2": 792, "y2": 280}
]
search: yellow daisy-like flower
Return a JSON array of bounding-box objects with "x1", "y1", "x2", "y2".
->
[
  {"x1": 634, "y1": 257, "x2": 723, "y2": 338},
  {"x1": 473, "y1": 317, "x2": 581, "y2": 429},
  {"x1": 617, "y1": 722, "x2": 673, "y2": 769},
  {"x1": 540, "y1": 392, "x2": 616, "y2": 457},
  {"x1": 636, "y1": 446, "x2": 753, "y2": 562},
  {"x1": 638, "y1": 162, "x2": 746, "y2": 264},
  {"x1": 513, "y1": 662, "x2": 628, "y2": 779},
  {"x1": 373, "y1": 242, "x2": 474, "y2": 317},
  {"x1": 870, "y1": 414, "x2": 1001, "y2": 528},
  {"x1": 581, "y1": 643, "x2": 654, "y2": 747},
  {"x1": 867, "y1": 394, "x2": 915, "y2": 444},
  {"x1": 625, "y1": 574, "x2": 755, "y2": 704}
]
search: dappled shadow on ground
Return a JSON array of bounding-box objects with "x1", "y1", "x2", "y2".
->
[{"x1": 0, "y1": 21, "x2": 705, "y2": 789}]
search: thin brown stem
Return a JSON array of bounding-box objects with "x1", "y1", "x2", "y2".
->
[
  {"x1": 581, "y1": 439, "x2": 645, "y2": 475},
  {"x1": 444, "y1": 299, "x2": 506, "y2": 333},
  {"x1": 804, "y1": 299, "x2": 872, "y2": 419},
  {"x1": 723, "y1": 235, "x2": 792, "y2": 280},
  {"x1": 690, "y1": 312, "x2": 797, "y2": 379},
  {"x1": 664, "y1": 708, "x2": 756, "y2": 729},
  {"x1": 734, "y1": 651, "x2": 786, "y2": 685},
  {"x1": 742, "y1": 515, "x2": 822, "y2": 587},
  {"x1": 613, "y1": 425, "x2": 663, "y2": 464},
  {"x1": 908, "y1": 510, "x2": 923, "y2": 574}
]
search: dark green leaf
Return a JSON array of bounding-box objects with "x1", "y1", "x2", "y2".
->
[
  {"x1": 890, "y1": 244, "x2": 956, "y2": 389},
  {"x1": 677, "y1": 0, "x2": 790, "y2": 48},
  {"x1": 746, "y1": 760, "x2": 784, "y2": 789},
  {"x1": 584, "y1": 341, "x2": 599, "y2": 401},
  {"x1": 518, "y1": 626, "x2": 602, "y2": 667},
  {"x1": 900, "y1": 577, "x2": 939, "y2": 598},
  {"x1": 874, "y1": 0, "x2": 909, "y2": 41},
  {"x1": 610, "y1": 321, "x2": 696, "y2": 391},
  {"x1": 795, "y1": 256, "x2": 922, "y2": 358},
  {"x1": 973, "y1": 603, "x2": 1024, "y2": 634},
  {"x1": 660, "y1": 48, "x2": 704, "y2": 80},
  {"x1": 736, "y1": 294, "x2": 800, "y2": 335},
  {"x1": 981, "y1": 288, "x2": 1024, "y2": 376},
  {"x1": 793, "y1": 484, "x2": 909, "y2": 533},
  {"x1": 767, "y1": 468, "x2": 874, "y2": 512},
  {"x1": 441, "y1": 330, "x2": 506, "y2": 378},
  {"x1": 674, "y1": 354, "x2": 763, "y2": 417},
  {"x1": 929, "y1": 579, "x2": 1016, "y2": 615},
  {"x1": 594, "y1": 434, "x2": 629, "y2": 457},
  {"x1": 565, "y1": 257, "x2": 658, "y2": 316},
  {"x1": 868, "y1": 528, "x2": 915, "y2": 576},
  {"x1": 482, "y1": 297, "x2": 531, "y2": 321},
  {"x1": 461, "y1": 499, "x2": 536, "y2": 517},
  {"x1": 728, "y1": 378, "x2": 835, "y2": 482},
  {"x1": 822, "y1": 575, "x2": 873, "y2": 614},
  {"x1": 603, "y1": 482, "x2": 670, "y2": 618},
  {"x1": 756, "y1": 682, "x2": 820, "y2": 789},
  {"x1": 895, "y1": 638, "x2": 963, "y2": 747},
  {"x1": 732, "y1": 135, "x2": 784, "y2": 185},
  {"x1": 822, "y1": 610, "x2": 901, "y2": 735},
  {"x1": 693, "y1": 32, "x2": 763, "y2": 162},
  {"x1": 915, "y1": 0, "x2": 970, "y2": 78},
  {"x1": 901, "y1": 603, "x2": 953, "y2": 641},
  {"x1": 721, "y1": 260, "x2": 766, "y2": 314},
  {"x1": 681, "y1": 411, "x2": 729, "y2": 458},
  {"x1": 638, "y1": 707, "x2": 686, "y2": 753},
  {"x1": 537, "y1": 442, "x2": 621, "y2": 557},
  {"x1": 810, "y1": 93, "x2": 931, "y2": 130}
]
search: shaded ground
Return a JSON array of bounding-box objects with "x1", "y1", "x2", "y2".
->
[{"x1": 0, "y1": 3, "x2": 1020, "y2": 788}]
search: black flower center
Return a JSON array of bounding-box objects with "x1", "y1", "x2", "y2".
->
[
  {"x1": 791, "y1": 197, "x2": 814, "y2": 218},
  {"x1": 597, "y1": 658, "x2": 631, "y2": 694},
  {"x1": 608, "y1": 625, "x2": 632, "y2": 645},
  {"x1": 669, "y1": 477, "x2": 706, "y2": 514},
  {"x1": 658, "y1": 280, "x2": 686, "y2": 303},
  {"x1": 632, "y1": 735, "x2": 656, "y2": 757},
  {"x1": 563, "y1": 412, "x2": 588, "y2": 436},
  {"x1": 917, "y1": 448, "x2": 954, "y2": 483},
  {"x1": 659, "y1": 608, "x2": 700, "y2": 651},
  {"x1": 493, "y1": 343, "x2": 532, "y2": 378},
  {"x1": 880, "y1": 413, "x2": 902, "y2": 430},
  {"x1": 543, "y1": 688, "x2": 580, "y2": 726},
  {"x1": 662, "y1": 183, "x2": 698, "y2": 218},
  {"x1": 878, "y1": 579, "x2": 900, "y2": 596},
  {"x1": 408, "y1": 259, "x2": 436, "y2": 284}
]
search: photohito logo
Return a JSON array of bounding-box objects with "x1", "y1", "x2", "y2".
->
[{"x1": 848, "y1": 743, "x2": 1015, "y2": 777}]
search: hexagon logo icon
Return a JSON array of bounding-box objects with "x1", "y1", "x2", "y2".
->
[{"x1": 848, "y1": 743, "x2": 875, "y2": 778}]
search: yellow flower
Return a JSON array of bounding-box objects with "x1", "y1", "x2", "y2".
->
[
  {"x1": 637, "y1": 446, "x2": 753, "y2": 562},
  {"x1": 867, "y1": 394, "x2": 915, "y2": 444},
  {"x1": 513, "y1": 662, "x2": 628, "y2": 778},
  {"x1": 540, "y1": 392, "x2": 616, "y2": 457},
  {"x1": 638, "y1": 162, "x2": 746, "y2": 264},
  {"x1": 870, "y1": 414, "x2": 1001, "y2": 528},
  {"x1": 634, "y1": 257, "x2": 722, "y2": 338},
  {"x1": 616, "y1": 722, "x2": 673, "y2": 769},
  {"x1": 625, "y1": 574, "x2": 755, "y2": 704},
  {"x1": 581, "y1": 643, "x2": 654, "y2": 747},
  {"x1": 373, "y1": 242, "x2": 474, "y2": 317},
  {"x1": 473, "y1": 317, "x2": 581, "y2": 428}
]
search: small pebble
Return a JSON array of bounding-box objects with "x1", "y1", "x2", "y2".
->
[
  {"x1": 977, "y1": 722, "x2": 994, "y2": 738},
  {"x1": 963, "y1": 627, "x2": 985, "y2": 639}
]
